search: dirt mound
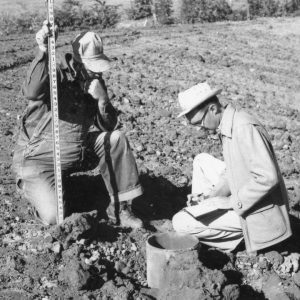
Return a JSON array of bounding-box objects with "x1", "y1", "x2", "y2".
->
[
  {"x1": 158, "y1": 250, "x2": 228, "y2": 299},
  {"x1": 49, "y1": 210, "x2": 99, "y2": 248}
]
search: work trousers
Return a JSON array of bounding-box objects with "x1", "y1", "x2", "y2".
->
[
  {"x1": 172, "y1": 153, "x2": 243, "y2": 251},
  {"x1": 12, "y1": 130, "x2": 143, "y2": 225}
]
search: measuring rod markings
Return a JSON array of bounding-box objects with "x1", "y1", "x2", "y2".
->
[{"x1": 47, "y1": 0, "x2": 64, "y2": 224}]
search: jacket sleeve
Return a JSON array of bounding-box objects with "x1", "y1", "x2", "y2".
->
[
  {"x1": 22, "y1": 49, "x2": 50, "y2": 101},
  {"x1": 230, "y1": 124, "x2": 279, "y2": 216},
  {"x1": 96, "y1": 102, "x2": 119, "y2": 132},
  {"x1": 94, "y1": 77, "x2": 119, "y2": 132}
]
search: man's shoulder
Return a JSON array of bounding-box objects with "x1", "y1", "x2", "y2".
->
[{"x1": 234, "y1": 109, "x2": 262, "y2": 127}]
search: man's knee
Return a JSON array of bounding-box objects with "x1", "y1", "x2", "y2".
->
[
  {"x1": 173, "y1": 210, "x2": 211, "y2": 239},
  {"x1": 110, "y1": 130, "x2": 127, "y2": 148},
  {"x1": 172, "y1": 211, "x2": 185, "y2": 232},
  {"x1": 172, "y1": 210, "x2": 197, "y2": 234},
  {"x1": 193, "y1": 153, "x2": 212, "y2": 169},
  {"x1": 36, "y1": 207, "x2": 57, "y2": 225},
  {"x1": 30, "y1": 186, "x2": 58, "y2": 225}
]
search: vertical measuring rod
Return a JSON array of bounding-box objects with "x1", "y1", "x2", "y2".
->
[{"x1": 47, "y1": 0, "x2": 64, "y2": 224}]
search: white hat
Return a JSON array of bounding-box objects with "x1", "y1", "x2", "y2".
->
[
  {"x1": 177, "y1": 82, "x2": 222, "y2": 118},
  {"x1": 72, "y1": 31, "x2": 110, "y2": 73}
]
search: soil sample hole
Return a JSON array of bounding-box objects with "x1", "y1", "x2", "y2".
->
[{"x1": 148, "y1": 232, "x2": 199, "y2": 250}]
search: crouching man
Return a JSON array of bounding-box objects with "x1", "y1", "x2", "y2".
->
[
  {"x1": 172, "y1": 82, "x2": 292, "y2": 253},
  {"x1": 12, "y1": 22, "x2": 143, "y2": 228}
]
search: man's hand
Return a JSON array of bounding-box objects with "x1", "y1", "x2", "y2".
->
[
  {"x1": 183, "y1": 196, "x2": 232, "y2": 218},
  {"x1": 35, "y1": 20, "x2": 58, "y2": 52},
  {"x1": 187, "y1": 194, "x2": 231, "y2": 210},
  {"x1": 187, "y1": 193, "x2": 207, "y2": 206},
  {"x1": 85, "y1": 79, "x2": 109, "y2": 104}
]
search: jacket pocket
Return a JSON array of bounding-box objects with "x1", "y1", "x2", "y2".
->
[{"x1": 246, "y1": 204, "x2": 287, "y2": 244}]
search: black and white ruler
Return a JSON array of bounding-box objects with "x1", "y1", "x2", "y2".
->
[{"x1": 47, "y1": 0, "x2": 64, "y2": 224}]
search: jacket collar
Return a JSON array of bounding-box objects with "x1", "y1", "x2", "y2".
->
[
  {"x1": 219, "y1": 104, "x2": 236, "y2": 138},
  {"x1": 57, "y1": 53, "x2": 81, "y2": 83},
  {"x1": 57, "y1": 52, "x2": 71, "y2": 68}
]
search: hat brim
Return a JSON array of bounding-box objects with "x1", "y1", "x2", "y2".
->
[
  {"x1": 82, "y1": 54, "x2": 111, "y2": 73},
  {"x1": 177, "y1": 88, "x2": 222, "y2": 118}
]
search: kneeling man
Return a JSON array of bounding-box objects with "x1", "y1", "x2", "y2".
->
[{"x1": 173, "y1": 82, "x2": 292, "y2": 253}]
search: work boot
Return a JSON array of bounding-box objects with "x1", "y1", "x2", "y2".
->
[
  {"x1": 106, "y1": 201, "x2": 143, "y2": 229},
  {"x1": 119, "y1": 201, "x2": 143, "y2": 229}
]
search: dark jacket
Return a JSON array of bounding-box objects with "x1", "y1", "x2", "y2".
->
[{"x1": 17, "y1": 48, "x2": 118, "y2": 146}]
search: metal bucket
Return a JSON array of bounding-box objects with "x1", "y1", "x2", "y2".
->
[{"x1": 146, "y1": 232, "x2": 199, "y2": 288}]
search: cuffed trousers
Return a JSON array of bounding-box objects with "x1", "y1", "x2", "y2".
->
[
  {"x1": 12, "y1": 130, "x2": 143, "y2": 225},
  {"x1": 172, "y1": 153, "x2": 243, "y2": 251}
]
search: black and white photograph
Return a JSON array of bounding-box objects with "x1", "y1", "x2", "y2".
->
[{"x1": 0, "y1": 0, "x2": 299, "y2": 299}]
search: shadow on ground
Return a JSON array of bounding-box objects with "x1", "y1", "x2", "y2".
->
[{"x1": 63, "y1": 172, "x2": 188, "y2": 222}]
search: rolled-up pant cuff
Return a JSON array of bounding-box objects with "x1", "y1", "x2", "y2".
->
[{"x1": 109, "y1": 184, "x2": 143, "y2": 203}]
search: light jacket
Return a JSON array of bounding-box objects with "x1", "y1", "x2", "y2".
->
[{"x1": 220, "y1": 105, "x2": 292, "y2": 252}]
